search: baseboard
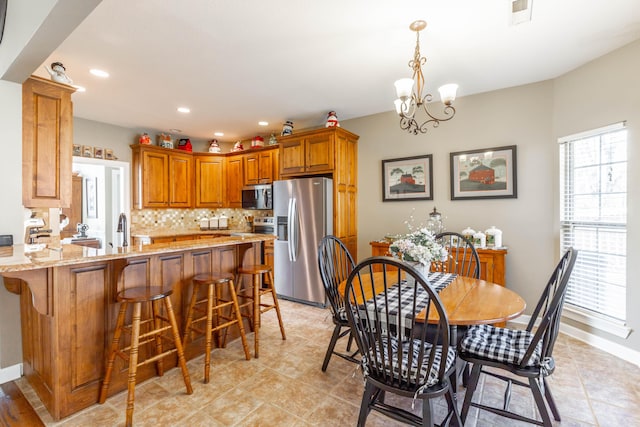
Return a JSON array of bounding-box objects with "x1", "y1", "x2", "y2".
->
[
  {"x1": 0, "y1": 363, "x2": 22, "y2": 385},
  {"x1": 512, "y1": 316, "x2": 640, "y2": 367}
]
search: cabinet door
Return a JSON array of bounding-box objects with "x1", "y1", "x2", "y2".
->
[
  {"x1": 226, "y1": 157, "x2": 243, "y2": 207},
  {"x1": 168, "y1": 152, "x2": 192, "y2": 207},
  {"x1": 258, "y1": 150, "x2": 274, "y2": 183},
  {"x1": 279, "y1": 138, "x2": 305, "y2": 175},
  {"x1": 243, "y1": 153, "x2": 260, "y2": 185},
  {"x1": 141, "y1": 150, "x2": 169, "y2": 207},
  {"x1": 263, "y1": 240, "x2": 274, "y2": 285},
  {"x1": 22, "y1": 76, "x2": 75, "y2": 208},
  {"x1": 305, "y1": 133, "x2": 334, "y2": 173},
  {"x1": 195, "y1": 155, "x2": 225, "y2": 208}
]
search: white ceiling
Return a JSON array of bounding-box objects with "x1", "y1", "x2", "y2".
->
[{"x1": 32, "y1": 0, "x2": 640, "y2": 142}]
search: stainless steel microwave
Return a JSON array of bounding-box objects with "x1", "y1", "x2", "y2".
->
[{"x1": 242, "y1": 184, "x2": 272, "y2": 210}]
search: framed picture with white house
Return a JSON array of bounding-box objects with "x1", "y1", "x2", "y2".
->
[
  {"x1": 450, "y1": 145, "x2": 517, "y2": 200},
  {"x1": 381, "y1": 154, "x2": 433, "y2": 201}
]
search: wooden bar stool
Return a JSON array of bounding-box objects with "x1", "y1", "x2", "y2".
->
[
  {"x1": 182, "y1": 272, "x2": 250, "y2": 383},
  {"x1": 236, "y1": 264, "x2": 286, "y2": 358},
  {"x1": 99, "y1": 286, "x2": 193, "y2": 427}
]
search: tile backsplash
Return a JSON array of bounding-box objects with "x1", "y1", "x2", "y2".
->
[{"x1": 130, "y1": 208, "x2": 272, "y2": 234}]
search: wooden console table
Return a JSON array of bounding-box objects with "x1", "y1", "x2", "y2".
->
[{"x1": 369, "y1": 241, "x2": 508, "y2": 286}]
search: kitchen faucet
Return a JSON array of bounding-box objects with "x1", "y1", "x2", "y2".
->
[{"x1": 117, "y1": 213, "x2": 128, "y2": 247}]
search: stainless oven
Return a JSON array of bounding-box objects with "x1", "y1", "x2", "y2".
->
[{"x1": 253, "y1": 217, "x2": 276, "y2": 235}]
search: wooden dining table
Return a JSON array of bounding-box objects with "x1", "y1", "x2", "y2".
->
[{"x1": 339, "y1": 271, "x2": 526, "y2": 327}]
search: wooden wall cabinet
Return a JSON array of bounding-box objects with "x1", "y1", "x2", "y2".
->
[
  {"x1": 194, "y1": 154, "x2": 225, "y2": 208},
  {"x1": 243, "y1": 146, "x2": 279, "y2": 185},
  {"x1": 22, "y1": 76, "x2": 76, "y2": 208},
  {"x1": 279, "y1": 127, "x2": 358, "y2": 258},
  {"x1": 131, "y1": 145, "x2": 192, "y2": 209},
  {"x1": 369, "y1": 241, "x2": 508, "y2": 286},
  {"x1": 226, "y1": 156, "x2": 244, "y2": 207}
]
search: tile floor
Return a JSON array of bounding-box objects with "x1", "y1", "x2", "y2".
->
[{"x1": 16, "y1": 298, "x2": 640, "y2": 426}]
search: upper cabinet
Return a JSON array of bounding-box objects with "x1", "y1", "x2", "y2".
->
[
  {"x1": 243, "y1": 146, "x2": 279, "y2": 185},
  {"x1": 194, "y1": 154, "x2": 225, "y2": 208},
  {"x1": 279, "y1": 131, "x2": 334, "y2": 176},
  {"x1": 131, "y1": 144, "x2": 192, "y2": 208},
  {"x1": 279, "y1": 127, "x2": 359, "y2": 258},
  {"x1": 22, "y1": 76, "x2": 76, "y2": 208},
  {"x1": 226, "y1": 156, "x2": 244, "y2": 207}
]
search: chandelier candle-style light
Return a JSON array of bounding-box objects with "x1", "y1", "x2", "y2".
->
[{"x1": 394, "y1": 20, "x2": 458, "y2": 135}]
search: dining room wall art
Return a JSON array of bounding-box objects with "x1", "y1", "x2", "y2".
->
[
  {"x1": 450, "y1": 145, "x2": 517, "y2": 200},
  {"x1": 382, "y1": 154, "x2": 433, "y2": 201}
]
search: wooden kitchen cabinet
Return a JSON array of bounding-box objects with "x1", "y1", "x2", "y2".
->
[
  {"x1": 61, "y1": 174, "x2": 83, "y2": 238},
  {"x1": 279, "y1": 127, "x2": 358, "y2": 258},
  {"x1": 194, "y1": 154, "x2": 225, "y2": 208},
  {"x1": 263, "y1": 239, "x2": 274, "y2": 285},
  {"x1": 22, "y1": 75, "x2": 76, "y2": 208},
  {"x1": 131, "y1": 144, "x2": 192, "y2": 208},
  {"x1": 369, "y1": 241, "x2": 508, "y2": 286},
  {"x1": 226, "y1": 156, "x2": 244, "y2": 207},
  {"x1": 243, "y1": 146, "x2": 279, "y2": 185}
]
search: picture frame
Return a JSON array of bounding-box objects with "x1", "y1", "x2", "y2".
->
[
  {"x1": 85, "y1": 177, "x2": 98, "y2": 219},
  {"x1": 93, "y1": 147, "x2": 104, "y2": 159},
  {"x1": 82, "y1": 145, "x2": 94, "y2": 158},
  {"x1": 450, "y1": 145, "x2": 517, "y2": 200},
  {"x1": 105, "y1": 149, "x2": 115, "y2": 160},
  {"x1": 382, "y1": 154, "x2": 433, "y2": 202},
  {"x1": 72, "y1": 144, "x2": 82, "y2": 156}
]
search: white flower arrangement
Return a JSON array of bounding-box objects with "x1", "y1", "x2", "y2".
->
[{"x1": 389, "y1": 227, "x2": 448, "y2": 266}]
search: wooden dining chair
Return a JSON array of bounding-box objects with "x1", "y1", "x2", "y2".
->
[
  {"x1": 432, "y1": 231, "x2": 480, "y2": 278},
  {"x1": 344, "y1": 256, "x2": 461, "y2": 427},
  {"x1": 459, "y1": 248, "x2": 578, "y2": 427},
  {"x1": 317, "y1": 235, "x2": 359, "y2": 371}
]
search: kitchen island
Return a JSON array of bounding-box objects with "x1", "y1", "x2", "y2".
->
[{"x1": 0, "y1": 234, "x2": 273, "y2": 421}]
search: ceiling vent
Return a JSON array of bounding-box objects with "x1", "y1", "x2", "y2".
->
[{"x1": 510, "y1": 0, "x2": 533, "y2": 25}]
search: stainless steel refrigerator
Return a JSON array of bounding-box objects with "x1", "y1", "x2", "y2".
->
[{"x1": 273, "y1": 177, "x2": 333, "y2": 307}]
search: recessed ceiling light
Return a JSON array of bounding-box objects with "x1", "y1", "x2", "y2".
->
[
  {"x1": 214, "y1": 132, "x2": 224, "y2": 137},
  {"x1": 89, "y1": 68, "x2": 109, "y2": 78},
  {"x1": 258, "y1": 121, "x2": 269, "y2": 126},
  {"x1": 72, "y1": 85, "x2": 86, "y2": 92},
  {"x1": 169, "y1": 128, "x2": 182, "y2": 133},
  {"x1": 177, "y1": 107, "x2": 190, "y2": 113}
]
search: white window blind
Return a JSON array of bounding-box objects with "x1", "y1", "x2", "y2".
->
[{"x1": 559, "y1": 122, "x2": 627, "y2": 322}]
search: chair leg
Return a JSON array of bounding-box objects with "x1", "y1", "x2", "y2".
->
[
  {"x1": 357, "y1": 381, "x2": 376, "y2": 427},
  {"x1": 151, "y1": 300, "x2": 164, "y2": 376},
  {"x1": 163, "y1": 297, "x2": 193, "y2": 395},
  {"x1": 99, "y1": 301, "x2": 128, "y2": 404},
  {"x1": 422, "y1": 397, "x2": 435, "y2": 427},
  {"x1": 229, "y1": 279, "x2": 251, "y2": 360},
  {"x1": 203, "y1": 283, "x2": 215, "y2": 384},
  {"x1": 444, "y1": 382, "x2": 463, "y2": 427},
  {"x1": 543, "y1": 377, "x2": 561, "y2": 421},
  {"x1": 253, "y1": 273, "x2": 261, "y2": 358},
  {"x1": 322, "y1": 324, "x2": 342, "y2": 371},
  {"x1": 460, "y1": 362, "x2": 482, "y2": 423},
  {"x1": 529, "y1": 377, "x2": 553, "y2": 427},
  {"x1": 124, "y1": 302, "x2": 142, "y2": 427},
  {"x1": 266, "y1": 270, "x2": 286, "y2": 340}
]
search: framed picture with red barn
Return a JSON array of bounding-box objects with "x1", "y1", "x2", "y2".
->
[
  {"x1": 381, "y1": 154, "x2": 433, "y2": 201},
  {"x1": 450, "y1": 145, "x2": 517, "y2": 200}
]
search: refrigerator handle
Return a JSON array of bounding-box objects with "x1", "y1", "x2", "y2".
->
[
  {"x1": 290, "y1": 197, "x2": 298, "y2": 262},
  {"x1": 287, "y1": 198, "x2": 294, "y2": 262}
]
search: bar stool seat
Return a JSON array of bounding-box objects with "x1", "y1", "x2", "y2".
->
[
  {"x1": 99, "y1": 286, "x2": 193, "y2": 427},
  {"x1": 183, "y1": 272, "x2": 250, "y2": 383},
  {"x1": 236, "y1": 264, "x2": 286, "y2": 358}
]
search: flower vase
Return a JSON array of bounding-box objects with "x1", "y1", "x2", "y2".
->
[{"x1": 408, "y1": 262, "x2": 429, "y2": 278}]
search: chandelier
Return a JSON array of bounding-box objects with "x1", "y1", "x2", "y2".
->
[{"x1": 394, "y1": 20, "x2": 458, "y2": 135}]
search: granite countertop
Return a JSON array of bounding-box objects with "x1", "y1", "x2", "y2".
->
[
  {"x1": 0, "y1": 234, "x2": 274, "y2": 273},
  {"x1": 131, "y1": 228, "x2": 250, "y2": 239}
]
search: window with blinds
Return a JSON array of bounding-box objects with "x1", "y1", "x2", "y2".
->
[{"x1": 559, "y1": 122, "x2": 627, "y2": 322}]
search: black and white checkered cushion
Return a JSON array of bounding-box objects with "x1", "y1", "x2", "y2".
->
[
  {"x1": 368, "y1": 336, "x2": 457, "y2": 388},
  {"x1": 334, "y1": 306, "x2": 349, "y2": 322},
  {"x1": 460, "y1": 324, "x2": 542, "y2": 367}
]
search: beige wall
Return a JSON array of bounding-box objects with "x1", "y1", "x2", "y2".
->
[{"x1": 343, "y1": 39, "x2": 640, "y2": 355}]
